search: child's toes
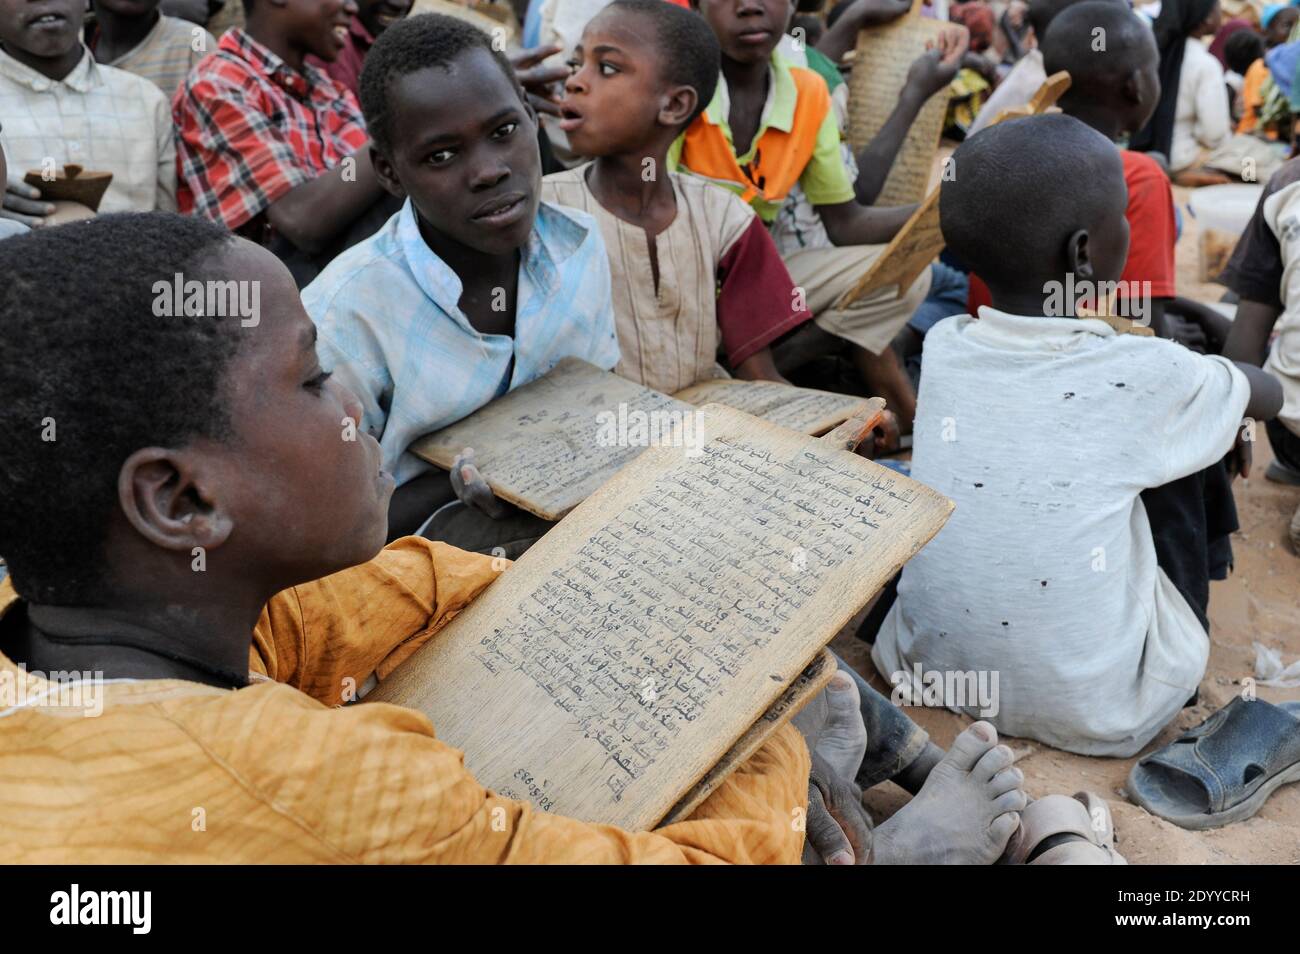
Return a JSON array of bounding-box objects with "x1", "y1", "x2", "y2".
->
[
  {"x1": 991, "y1": 788, "x2": 1028, "y2": 817},
  {"x1": 942, "y1": 721, "x2": 998, "y2": 773},
  {"x1": 987, "y1": 809, "x2": 1021, "y2": 852},
  {"x1": 988, "y1": 767, "x2": 1023, "y2": 796},
  {"x1": 972, "y1": 743, "x2": 1015, "y2": 782}
]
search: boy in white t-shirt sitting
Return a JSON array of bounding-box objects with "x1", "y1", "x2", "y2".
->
[{"x1": 872, "y1": 114, "x2": 1283, "y2": 757}]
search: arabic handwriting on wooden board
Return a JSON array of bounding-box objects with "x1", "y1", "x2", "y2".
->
[
  {"x1": 409, "y1": 357, "x2": 695, "y2": 520},
  {"x1": 846, "y1": 8, "x2": 951, "y2": 206},
  {"x1": 672, "y1": 379, "x2": 868, "y2": 436},
  {"x1": 373, "y1": 404, "x2": 953, "y2": 829}
]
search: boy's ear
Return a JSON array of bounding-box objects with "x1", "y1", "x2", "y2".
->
[
  {"x1": 117, "y1": 449, "x2": 234, "y2": 553},
  {"x1": 659, "y1": 85, "x2": 699, "y2": 129},
  {"x1": 370, "y1": 146, "x2": 406, "y2": 201},
  {"x1": 1066, "y1": 228, "x2": 1094, "y2": 281},
  {"x1": 1121, "y1": 68, "x2": 1143, "y2": 107}
]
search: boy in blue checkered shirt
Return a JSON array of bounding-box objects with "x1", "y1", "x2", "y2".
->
[{"x1": 304, "y1": 14, "x2": 618, "y2": 538}]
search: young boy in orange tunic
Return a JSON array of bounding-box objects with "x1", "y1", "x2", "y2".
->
[
  {"x1": 0, "y1": 212, "x2": 1029, "y2": 865},
  {"x1": 0, "y1": 213, "x2": 808, "y2": 863}
]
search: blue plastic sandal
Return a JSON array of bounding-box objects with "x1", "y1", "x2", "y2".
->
[{"x1": 1126, "y1": 697, "x2": 1300, "y2": 830}]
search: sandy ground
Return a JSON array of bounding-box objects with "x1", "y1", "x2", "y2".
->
[{"x1": 832, "y1": 182, "x2": 1300, "y2": 864}]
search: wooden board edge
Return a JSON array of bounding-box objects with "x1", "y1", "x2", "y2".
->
[
  {"x1": 671, "y1": 383, "x2": 871, "y2": 437},
  {"x1": 405, "y1": 437, "x2": 572, "y2": 522},
  {"x1": 656, "y1": 647, "x2": 838, "y2": 827},
  {"x1": 1028, "y1": 71, "x2": 1071, "y2": 113},
  {"x1": 834, "y1": 190, "x2": 943, "y2": 309},
  {"x1": 986, "y1": 71, "x2": 1072, "y2": 129},
  {"x1": 818, "y1": 397, "x2": 886, "y2": 452},
  {"x1": 802, "y1": 400, "x2": 871, "y2": 438}
]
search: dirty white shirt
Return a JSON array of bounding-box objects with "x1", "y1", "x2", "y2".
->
[
  {"x1": 873, "y1": 307, "x2": 1250, "y2": 757},
  {"x1": 1171, "y1": 38, "x2": 1230, "y2": 173},
  {"x1": 1261, "y1": 179, "x2": 1300, "y2": 436}
]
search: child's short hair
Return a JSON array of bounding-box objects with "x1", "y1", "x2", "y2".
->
[
  {"x1": 1041, "y1": 1, "x2": 1154, "y2": 96},
  {"x1": 604, "y1": 0, "x2": 720, "y2": 127},
  {"x1": 1027, "y1": 0, "x2": 1093, "y2": 41},
  {"x1": 941, "y1": 113, "x2": 1122, "y2": 288},
  {"x1": 792, "y1": 14, "x2": 825, "y2": 48},
  {"x1": 1224, "y1": 29, "x2": 1266, "y2": 76},
  {"x1": 359, "y1": 14, "x2": 520, "y2": 158},
  {"x1": 0, "y1": 213, "x2": 239, "y2": 605}
]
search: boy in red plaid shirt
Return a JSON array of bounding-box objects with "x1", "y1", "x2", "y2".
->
[{"x1": 173, "y1": 0, "x2": 391, "y2": 282}]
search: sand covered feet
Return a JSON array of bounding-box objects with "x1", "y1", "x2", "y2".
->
[
  {"x1": 813, "y1": 671, "x2": 870, "y2": 780},
  {"x1": 871, "y1": 721, "x2": 1026, "y2": 864}
]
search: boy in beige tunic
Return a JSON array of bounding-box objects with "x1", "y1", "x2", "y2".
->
[{"x1": 541, "y1": 0, "x2": 811, "y2": 397}]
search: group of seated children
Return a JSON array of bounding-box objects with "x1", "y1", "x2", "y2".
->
[{"x1": 0, "y1": 0, "x2": 1295, "y2": 862}]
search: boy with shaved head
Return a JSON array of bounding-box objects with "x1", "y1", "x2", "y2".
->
[
  {"x1": 966, "y1": 0, "x2": 1123, "y2": 137},
  {"x1": 970, "y1": 5, "x2": 1174, "y2": 330},
  {"x1": 1041, "y1": 1, "x2": 1250, "y2": 634},
  {"x1": 1039, "y1": 3, "x2": 1171, "y2": 330},
  {"x1": 873, "y1": 114, "x2": 1282, "y2": 757}
]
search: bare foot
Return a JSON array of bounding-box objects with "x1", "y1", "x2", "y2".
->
[
  {"x1": 870, "y1": 721, "x2": 1026, "y2": 864},
  {"x1": 892, "y1": 741, "x2": 944, "y2": 795},
  {"x1": 791, "y1": 671, "x2": 869, "y2": 780},
  {"x1": 815, "y1": 671, "x2": 869, "y2": 780}
]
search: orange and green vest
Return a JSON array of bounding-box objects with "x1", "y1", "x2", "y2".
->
[{"x1": 676, "y1": 64, "x2": 832, "y2": 220}]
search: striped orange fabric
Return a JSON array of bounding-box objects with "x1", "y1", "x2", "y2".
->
[{"x1": 0, "y1": 538, "x2": 809, "y2": 863}]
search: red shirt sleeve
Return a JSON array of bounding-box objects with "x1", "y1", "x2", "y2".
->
[
  {"x1": 716, "y1": 216, "x2": 813, "y2": 367},
  {"x1": 967, "y1": 273, "x2": 991, "y2": 314},
  {"x1": 1118, "y1": 150, "x2": 1177, "y2": 300},
  {"x1": 175, "y1": 75, "x2": 316, "y2": 229}
]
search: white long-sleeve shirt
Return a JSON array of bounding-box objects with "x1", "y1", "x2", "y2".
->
[
  {"x1": 1171, "y1": 38, "x2": 1230, "y2": 172},
  {"x1": 0, "y1": 47, "x2": 175, "y2": 213}
]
